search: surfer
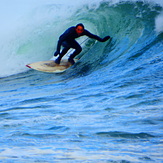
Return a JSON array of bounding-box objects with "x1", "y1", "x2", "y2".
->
[{"x1": 54, "y1": 23, "x2": 111, "y2": 65}]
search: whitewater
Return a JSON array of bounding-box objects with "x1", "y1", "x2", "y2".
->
[{"x1": 0, "y1": 0, "x2": 163, "y2": 162}]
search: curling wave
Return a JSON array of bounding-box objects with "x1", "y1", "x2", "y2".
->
[{"x1": 0, "y1": 0, "x2": 162, "y2": 77}]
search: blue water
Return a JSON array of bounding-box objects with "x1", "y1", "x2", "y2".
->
[{"x1": 0, "y1": 0, "x2": 163, "y2": 162}]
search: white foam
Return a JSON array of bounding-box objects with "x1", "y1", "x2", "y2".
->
[{"x1": 155, "y1": 11, "x2": 163, "y2": 34}]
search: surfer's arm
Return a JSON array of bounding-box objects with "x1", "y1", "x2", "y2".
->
[
  {"x1": 56, "y1": 33, "x2": 68, "y2": 53},
  {"x1": 54, "y1": 34, "x2": 68, "y2": 56},
  {"x1": 54, "y1": 40, "x2": 62, "y2": 56},
  {"x1": 84, "y1": 30, "x2": 110, "y2": 42},
  {"x1": 56, "y1": 39, "x2": 62, "y2": 53}
]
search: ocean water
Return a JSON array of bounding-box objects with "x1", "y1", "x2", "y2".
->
[{"x1": 0, "y1": 0, "x2": 163, "y2": 162}]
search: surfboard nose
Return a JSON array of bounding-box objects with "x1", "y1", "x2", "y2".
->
[{"x1": 26, "y1": 65, "x2": 31, "y2": 68}]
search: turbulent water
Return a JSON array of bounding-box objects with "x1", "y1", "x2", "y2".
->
[{"x1": 0, "y1": 0, "x2": 163, "y2": 162}]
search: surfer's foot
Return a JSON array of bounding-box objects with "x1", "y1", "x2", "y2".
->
[
  {"x1": 68, "y1": 58, "x2": 75, "y2": 65},
  {"x1": 55, "y1": 58, "x2": 61, "y2": 64}
]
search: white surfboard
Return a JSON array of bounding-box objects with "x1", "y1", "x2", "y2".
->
[{"x1": 26, "y1": 59, "x2": 77, "y2": 73}]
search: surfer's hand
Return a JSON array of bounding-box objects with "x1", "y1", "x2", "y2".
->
[
  {"x1": 54, "y1": 51, "x2": 60, "y2": 56},
  {"x1": 102, "y1": 36, "x2": 110, "y2": 42}
]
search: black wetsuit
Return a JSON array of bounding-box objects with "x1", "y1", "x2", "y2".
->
[{"x1": 55, "y1": 26, "x2": 110, "y2": 64}]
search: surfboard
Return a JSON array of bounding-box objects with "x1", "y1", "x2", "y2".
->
[{"x1": 26, "y1": 59, "x2": 77, "y2": 73}]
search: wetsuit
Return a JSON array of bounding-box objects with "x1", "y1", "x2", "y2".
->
[{"x1": 54, "y1": 26, "x2": 110, "y2": 64}]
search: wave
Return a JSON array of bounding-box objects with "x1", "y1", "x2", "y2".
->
[{"x1": 0, "y1": 0, "x2": 162, "y2": 77}]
